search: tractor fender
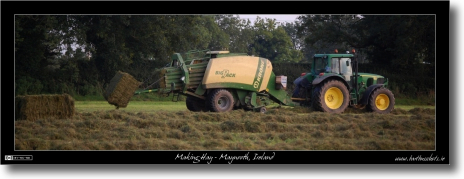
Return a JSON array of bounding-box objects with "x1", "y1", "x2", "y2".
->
[
  {"x1": 293, "y1": 76, "x2": 304, "y2": 86},
  {"x1": 359, "y1": 84, "x2": 384, "y2": 105},
  {"x1": 312, "y1": 74, "x2": 350, "y2": 90},
  {"x1": 292, "y1": 76, "x2": 311, "y2": 97}
]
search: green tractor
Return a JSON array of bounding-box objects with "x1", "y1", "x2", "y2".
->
[{"x1": 291, "y1": 49, "x2": 395, "y2": 113}]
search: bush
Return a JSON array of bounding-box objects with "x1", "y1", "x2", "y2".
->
[
  {"x1": 357, "y1": 63, "x2": 434, "y2": 97},
  {"x1": 15, "y1": 76, "x2": 43, "y2": 95}
]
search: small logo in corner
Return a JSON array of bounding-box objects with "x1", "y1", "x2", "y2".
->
[
  {"x1": 4, "y1": 155, "x2": 33, "y2": 161},
  {"x1": 5, "y1": 155, "x2": 12, "y2": 160}
]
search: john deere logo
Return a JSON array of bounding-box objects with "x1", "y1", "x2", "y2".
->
[{"x1": 215, "y1": 69, "x2": 236, "y2": 78}]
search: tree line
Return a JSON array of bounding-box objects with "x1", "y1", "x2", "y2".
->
[{"x1": 15, "y1": 14, "x2": 435, "y2": 99}]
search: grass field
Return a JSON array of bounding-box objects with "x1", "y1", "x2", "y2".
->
[{"x1": 15, "y1": 101, "x2": 435, "y2": 150}]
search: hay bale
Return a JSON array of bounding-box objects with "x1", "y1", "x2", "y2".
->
[
  {"x1": 15, "y1": 94, "x2": 75, "y2": 121},
  {"x1": 104, "y1": 71, "x2": 141, "y2": 108}
]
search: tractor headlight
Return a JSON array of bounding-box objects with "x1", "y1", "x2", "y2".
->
[{"x1": 180, "y1": 76, "x2": 185, "y2": 81}]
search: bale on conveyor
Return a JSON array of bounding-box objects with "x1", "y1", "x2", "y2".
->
[
  {"x1": 104, "y1": 71, "x2": 141, "y2": 108},
  {"x1": 15, "y1": 94, "x2": 75, "y2": 121}
]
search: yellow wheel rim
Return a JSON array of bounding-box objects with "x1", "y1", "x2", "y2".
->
[
  {"x1": 375, "y1": 94, "x2": 390, "y2": 110},
  {"x1": 324, "y1": 87, "x2": 344, "y2": 109}
]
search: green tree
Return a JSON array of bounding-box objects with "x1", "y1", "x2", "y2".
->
[
  {"x1": 357, "y1": 15, "x2": 435, "y2": 71},
  {"x1": 282, "y1": 22, "x2": 303, "y2": 50},
  {"x1": 15, "y1": 15, "x2": 67, "y2": 95},
  {"x1": 251, "y1": 17, "x2": 302, "y2": 62},
  {"x1": 201, "y1": 15, "x2": 229, "y2": 51},
  {"x1": 296, "y1": 15, "x2": 371, "y2": 63},
  {"x1": 214, "y1": 14, "x2": 255, "y2": 53},
  {"x1": 297, "y1": 15, "x2": 362, "y2": 52}
]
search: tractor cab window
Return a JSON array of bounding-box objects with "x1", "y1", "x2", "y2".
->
[
  {"x1": 313, "y1": 57, "x2": 327, "y2": 73},
  {"x1": 340, "y1": 58, "x2": 352, "y2": 76},
  {"x1": 330, "y1": 58, "x2": 352, "y2": 75},
  {"x1": 331, "y1": 58, "x2": 340, "y2": 74}
]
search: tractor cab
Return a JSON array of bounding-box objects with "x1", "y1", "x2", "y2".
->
[{"x1": 312, "y1": 49, "x2": 354, "y2": 82}]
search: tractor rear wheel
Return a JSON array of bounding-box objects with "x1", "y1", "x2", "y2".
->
[
  {"x1": 367, "y1": 87, "x2": 395, "y2": 113},
  {"x1": 207, "y1": 89, "x2": 235, "y2": 112},
  {"x1": 186, "y1": 96, "x2": 208, "y2": 112},
  {"x1": 311, "y1": 80, "x2": 350, "y2": 113}
]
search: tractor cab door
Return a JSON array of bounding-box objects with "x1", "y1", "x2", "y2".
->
[
  {"x1": 331, "y1": 58, "x2": 352, "y2": 81},
  {"x1": 340, "y1": 58, "x2": 352, "y2": 80},
  {"x1": 313, "y1": 57, "x2": 328, "y2": 74}
]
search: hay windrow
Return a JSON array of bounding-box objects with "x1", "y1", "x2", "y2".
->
[
  {"x1": 15, "y1": 106, "x2": 435, "y2": 150},
  {"x1": 15, "y1": 94, "x2": 75, "y2": 121},
  {"x1": 104, "y1": 71, "x2": 142, "y2": 108},
  {"x1": 408, "y1": 108, "x2": 435, "y2": 115}
]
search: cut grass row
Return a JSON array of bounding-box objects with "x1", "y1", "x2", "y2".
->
[{"x1": 16, "y1": 105, "x2": 435, "y2": 150}]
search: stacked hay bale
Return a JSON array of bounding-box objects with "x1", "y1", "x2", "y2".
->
[
  {"x1": 104, "y1": 71, "x2": 141, "y2": 108},
  {"x1": 15, "y1": 94, "x2": 75, "y2": 121}
]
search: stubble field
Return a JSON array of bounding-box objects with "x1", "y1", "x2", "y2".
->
[{"x1": 14, "y1": 101, "x2": 436, "y2": 150}]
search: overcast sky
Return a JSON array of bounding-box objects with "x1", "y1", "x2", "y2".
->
[{"x1": 237, "y1": 14, "x2": 303, "y2": 24}]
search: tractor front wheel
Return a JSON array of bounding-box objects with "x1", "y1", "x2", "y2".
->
[
  {"x1": 207, "y1": 89, "x2": 235, "y2": 112},
  {"x1": 367, "y1": 87, "x2": 395, "y2": 113},
  {"x1": 312, "y1": 80, "x2": 350, "y2": 113}
]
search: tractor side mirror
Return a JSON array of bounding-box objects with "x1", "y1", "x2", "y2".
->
[{"x1": 346, "y1": 61, "x2": 350, "y2": 66}]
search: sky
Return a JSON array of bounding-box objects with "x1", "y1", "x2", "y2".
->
[{"x1": 238, "y1": 14, "x2": 303, "y2": 24}]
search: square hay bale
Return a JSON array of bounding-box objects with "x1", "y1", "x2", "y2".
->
[
  {"x1": 104, "y1": 71, "x2": 141, "y2": 108},
  {"x1": 15, "y1": 94, "x2": 75, "y2": 121}
]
